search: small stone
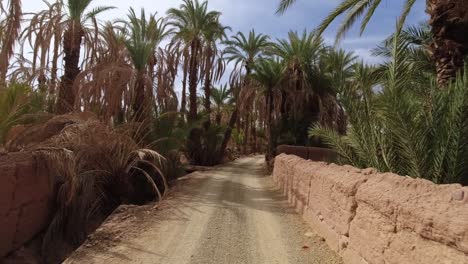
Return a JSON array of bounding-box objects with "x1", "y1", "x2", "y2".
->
[
  {"x1": 304, "y1": 232, "x2": 314, "y2": 238},
  {"x1": 452, "y1": 190, "x2": 465, "y2": 201},
  {"x1": 318, "y1": 215, "x2": 324, "y2": 221},
  {"x1": 339, "y1": 236, "x2": 349, "y2": 250}
]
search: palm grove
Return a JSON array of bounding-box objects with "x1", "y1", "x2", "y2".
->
[
  {"x1": 1, "y1": 0, "x2": 468, "y2": 185},
  {"x1": 1, "y1": 0, "x2": 468, "y2": 261}
]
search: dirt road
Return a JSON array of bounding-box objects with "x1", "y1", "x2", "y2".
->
[{"x1": 65, "y1": 156, "x2": 342, "y2": 264}]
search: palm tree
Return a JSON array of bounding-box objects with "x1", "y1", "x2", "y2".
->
[
  {"x1": 211, "y1": 84, "x2": 232, "y2": 125},
  {"x1": 311, "y1": 30, "x2": 468, "y2": 184},
  {"x1": 272, "y1": 30, "x2": 324, "y2": 116},
  {"x1": 167, "y1": 0, "x2": 222, "y2": 122},
  {"x1": 373, "y1": 23, "x2": 435, "y2": 85},
  {"x1": 123, "y1": 8, "x2": 171, "y2": 122},
  {"x1": 224, "y1": 30, "x2": 271, "y2": 77},
  {"x1": 277, "y1": 0, "x2": 468, "y2": 86},
  {"x1": 270, "y1": 30, "x2": 347, "y2": 144},
  {"x1": 73, "y1": 22, "x2": 133, "y2": 122},
  {"x1": 22, "y1": 0, "x2": 64, "y2": 102},
  {"x1": 320, "y1": 48, "x2": 357, "y2": 94},
  {"x1": 56, "y1": 0, "x2": 114, "y2": 113},
  {"x1": 201, "y1": 21, "x2": 228, "y2": 127},
  {"x1": 222, "y1": 30, "x2": 270, "y2": 155},
  {"x1": 251, "y1": 58, "x2": 285, "y2": 160},
  {"x1": 0, "y1": 0, "x2": 22, "y2": 86}
]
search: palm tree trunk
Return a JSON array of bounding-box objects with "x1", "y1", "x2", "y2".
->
[
  {"x1": 266, "y1": 90, "x2": 275, "y2": 161},
  {"x1": 56, "y1": 21, "x2": 83, "y2": 113},
  {"x1": 50, "y1": 28, "x2": 61, "y2": 93},
  {"x1": 244, "y1": 113, "x2": 250, "y2": 154},
  {"x1": 218, "y1": 107, "x2": 238, "y2": 163},
  {"x1": 181, "y1": 52, "x2": 189, "y2": 114},
  {"x1": 188, "y1": 39, "x2": 200, "y2": 122},
  {"x1": 252, "y1": 116, "x2": 257, "y2": 152},
  {"x1": 204, "y1": 45, "x2": 213, "y2": 126},
  {"x1": 216, "y1": 111, "x2": 222, "y2": 125},
  {"x1": 133, "y1": 71, "x2": 147, "y2": 122},
  {"x1": 427, "y1": 0, "x2": 468, "y2": 86}
]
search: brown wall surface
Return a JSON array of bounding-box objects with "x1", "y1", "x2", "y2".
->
[
  {"x1": 0, "y1": 152, "x2": 53, "y2": 257},
  {"x1": 276, "y1": 145, "x2": 337, "y2": 162},
  {"x1": 273, "y1": 154, "x2": 468, "y2": 264}
]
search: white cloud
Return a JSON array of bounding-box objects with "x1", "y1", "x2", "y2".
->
[{"x1": 352, "y1": 48, "x2": 383, "y2": 65}]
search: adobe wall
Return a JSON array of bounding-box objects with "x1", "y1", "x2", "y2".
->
[
  {"x1": 276, "y1": 145, "x2": 337, "y2": 162},
  {"x1": 0, "y1": 152, "x2": 53, "y2": 257},
  {"x1": 273, "y1": 154, "x2": 468, "y2": 264}
]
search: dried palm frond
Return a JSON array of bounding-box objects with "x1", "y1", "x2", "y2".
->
[
  {"x1": 0, "y1": 0, "x2": 22, "y2": 84},
  {"x1": 34, "y1": 118, "x2": 167, "y2": 263},
  {"x1": 74, "y1": 22, "x2": 133, "y2": 122}
]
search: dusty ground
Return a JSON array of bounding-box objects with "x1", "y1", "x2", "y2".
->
[{"x1": 65, "y1": 156, "x2": 342, "y2": 264}]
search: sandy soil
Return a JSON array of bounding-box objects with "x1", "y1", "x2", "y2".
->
[{"x1": 64, "y1": 156, "x2": 342, "y2": 264}]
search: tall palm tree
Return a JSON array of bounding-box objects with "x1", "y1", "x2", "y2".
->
[
  {"x1": 222, "y1": 30, "x2": 270, "y2": 155},
  {"x1": 22, "y1": 0, "x2": 64, "y2": 102},
  {"x1": 272, "y1": 30, "x2": 324, "y2": 116},
  {"x1": 123, "y1": 8, "x2": 171, "y2": 122},
  {"x1": 56, "y1": 0, "x2": 114, "y2": 113},
  {"x1": 224, "y1": 29, "x2": 271, "y2": 77},
  {"x1": 0, "y1": 0, "x2": 22, "y2": 86},
  {"x1": 167, "y1": 0, "x2": 222, "y2": 122},
  {"x1": 211, "y1": 84, "x2": 232, "y2": 125},
  {"x1": 201, "y1": 21, "x2": 228, "y2": 126},
  {"x1": 277, "y1": 0, "x2": 468, "y2": 86},
  {"x1": 251, "y1": 58, "x2": 285, "y2": 160},
  {"x1": 320, "y1": 48, "x2": 357, "y2": 94},
  {"x1": 73, "y1": 22, "x2": 133, "y2": 122}
]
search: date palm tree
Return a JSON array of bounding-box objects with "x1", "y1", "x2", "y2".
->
[
  {"x1": 272, "y1": 30, "x2": 324, "y2": 116},
  {"x1": 123, "y1": 8, "x2": 171, "y2": 122},
  {"x1": 224, "y1": 30, "x2": 271, "y2": 77},
  {"x1": 277, "y1": 0, "x2": 468, "y2": 86},
  {"x1": 56, "y1": 0, "x2": 114, "y2": 113},
  {"x1": 251, "y1": 58, "x2": 285, "y2": 160},
  {"x1": 0, "y1": 0, "x2": 22, "y2": 86},
  {"x1": 201, "y1": 21, "x2": 228, "y2": 126},
  {"x1": 311, "y1": 29, "x2": 468, "y2": 184},
  {"x1": 167, "y1": 0, "x2": 222, "y2": 122},
  {"x1": 211, "y1": 84, "x2": 232, "y2": 125},
  {"x1": 222, "y1": 30, "x2": 271, "y2": 156}
]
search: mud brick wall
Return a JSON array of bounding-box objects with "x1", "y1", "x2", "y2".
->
[
  {"x1": 276, "y1": 145, "x2": 337, "y2": 162},
  {"x1": 0, "y1": 152, "x2": 53, "y2": 257},
  {"x1": 273, "y1": 154, "x2": 468, "y2": 264}
]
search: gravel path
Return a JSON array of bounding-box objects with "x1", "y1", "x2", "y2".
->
[{"x1": 65, "y1": 156, "x2": 343, "y2": 264}]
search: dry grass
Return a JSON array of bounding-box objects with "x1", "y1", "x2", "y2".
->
[{"x1": 13, "y1": 116, "x2": 169, "y2": 263}]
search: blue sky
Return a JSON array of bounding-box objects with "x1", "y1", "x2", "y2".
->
[{"x1": 25, "y1": 0, "x2": 427, "y2": 65}]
